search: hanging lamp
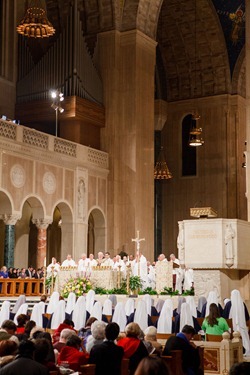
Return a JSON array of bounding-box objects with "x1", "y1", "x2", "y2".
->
[{"x1": 154, "y1": 147, "x2": 173, "y2": 180}]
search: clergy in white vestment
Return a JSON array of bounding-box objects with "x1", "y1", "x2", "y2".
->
[
  {"x1": 61, "y1": 254, "x2": 76, "y2": 267},
  {"x1": 102, "y1": 252, "x2": 114, "y2": 267},
  {"x1": 230, "y1": 289, "x2": 250, "y2": 356},
  {"x1": 72, "y1": 296, "x2": 86, "y2": 330},
  {"x1": 112, "y1": 302, "x2": 127, "y2": 332},
  {"x1": 157, "y1": 299, "x2": 173, "y2": 333},
  {"x1": 88, "y1": 254, "x2": 97, "y2": 271},
  {"x1": 78, "y1": 253, "x2": 90, "y2": 273},
  {"x1": 147, "y1": 262, "x2": 156, "y2": 289},
  {"x1": 175, "y1": 265, "x2": 185, "y2": 294},
  {"x1": 65, "y1": 292, "x2": 76, "y2": 316},
  {"x1": 134, "y1": 300, "x2": 148, "y2": 331},
  {"x1": 131, "y1": 252, "x2": 148, "y2": 288},
  {"x1": 96, "y1": 252, "x2": 105, "y2": 266},
  {"x1": 0, "y1": 301, "x2": 10, "y2": 326},
  {"x1": 51, "y1": 300, "x2": 66, "y2": 329},
  {"x1": 47, "y1": 257, "x2": 61, "y2": 276},
  {"x1": 46, "y1": 291, "x2": 60, "y2": 314}
]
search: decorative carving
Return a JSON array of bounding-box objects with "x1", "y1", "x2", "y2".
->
[
  {"x1": 43, "y1": 172, "x2": 56, "y2": 194},
  {"x1": 23, "y1": 128, "x2": 48, "y2": 149},
  {"x1": 0, "y1": 120, "x2": 16, "y2": 140},
  {"x1": 193, "y1": 270, "x2": 221, "y2": 303},
  {"x1": 224, "y1": 224, "x2": 235, "y2": 268},
  {"x1": 88, "y1": 148, "x2": 109, "y2": 169},
  {"x1": 1, "y1": 214, "x2": 21, "y2": 225},
  {"x1": 177, "y1": 221, "x2": 185, "y2": 262},
  {"x1": 54, "y1": 138, "x2": 77, "y2": 157},
  {"x1": 77, "y1": 178, "x2": 86, "y2": 220},
  {"x1": 155, "y1": 261, "x2": 173, "y2": 293},
  {"x1": 32, "y1": 218, "x2": 52, "y2": 230},
  {"x1": 10, "y1": 164, "x2": 26, "y2": 188}
]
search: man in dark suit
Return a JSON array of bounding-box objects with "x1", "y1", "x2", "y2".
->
[
  {"x1": 89, "y1": 322, "x2": 124, "y2": 375},
  {"x1": 163, "y1": 324, "x2": 201, "y2": 375}
]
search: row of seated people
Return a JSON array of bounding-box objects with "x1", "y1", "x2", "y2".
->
[{"x1": 0, "y1": 313, "x2": 203, "y2": 375}]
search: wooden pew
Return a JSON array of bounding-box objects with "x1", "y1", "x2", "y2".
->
[
  {"x1": 80, "y1": 364, "x2": 96, "y2": 375},
  {"x1": 162, "y1": 350, "x2": 185, "y2": 375}
]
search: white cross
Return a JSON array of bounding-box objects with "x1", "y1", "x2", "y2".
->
[{"x1": 132, "y1": 230, "x2": 145, "y2": 254}]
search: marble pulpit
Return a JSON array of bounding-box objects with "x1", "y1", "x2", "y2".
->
[{"x1": 177, "y1": 218, "x2": 250, "y2": 303}]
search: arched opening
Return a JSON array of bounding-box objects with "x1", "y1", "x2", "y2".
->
[
  {"x1": 0, "y1": 191, "x2": 13, "y2": 265},
  {"x1": 48, "y1": 202, "x2": 73, "y2": 263},
  {"x1": 87, "y1": 208, "x2": 105, "y2": 257},
  {"x1": 16, "y1": 197, "x2": 45, "y2": 268}
]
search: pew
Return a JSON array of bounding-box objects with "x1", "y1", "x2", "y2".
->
[
  {"x1": 162, "y1": 350, "x2": 185, "y2": 375},
  {"x1": 80, "y1": 364, "x2": 96, "y2": 375}
]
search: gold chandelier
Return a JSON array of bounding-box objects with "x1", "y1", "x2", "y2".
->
[
  {"x1": 17, "y1": 0, "x2": 55, "y2": 38},
  {"x1": 188, "y1": 112, "x2": 204, "y2": 147},
  {"x1": 154, "y1": 147, "x2": 173, "y2": 180}
]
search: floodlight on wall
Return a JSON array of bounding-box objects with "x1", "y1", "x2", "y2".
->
[
  {"x1": 50, "y1": 90, "x2": 64, "y2": 137},
  {"x1": 154, "y1": 147, "x2": 173, "y2": 180},
  {"x1": 17, "y1": 0, "x2": 55, "y2": 38}
]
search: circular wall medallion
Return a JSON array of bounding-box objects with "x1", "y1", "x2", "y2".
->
[
  {"x1": 43, "y1": 171, "x2": 56, "y2": 194},
  {"x1": 10, "y1": 164, "x2": 26, "y2": 188}
]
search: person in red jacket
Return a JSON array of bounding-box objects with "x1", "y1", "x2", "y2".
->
[{"x1": 58, "y1": 335, "x2": 89, "y2": 372}]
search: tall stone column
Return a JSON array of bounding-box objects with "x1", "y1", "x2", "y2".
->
[
  {"x1": 246, "y1": 2, "x2": 250, "y2": 220},
  {"x1": 2, "y1": 214, "x2": 21, "y2": 268},
  {"x1": 32, "y1": 219, "x2": 52, "y2": 269},
  {"x1": 99, "y1": 30, "x2": 157, "y2": 260}
]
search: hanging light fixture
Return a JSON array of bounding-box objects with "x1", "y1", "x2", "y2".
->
[
  {"x1": 188, "y1": 111, "x2": 204, "y2": 147},
  {"x1": 188, "y1": 0, "x2": 204, "y2": 147},
  {"x1": 17, "y1": 0, "x2": 55, "y2": 38},
  {"x1": 154, "y1": 147, "x2": 173, "y2": 180}
]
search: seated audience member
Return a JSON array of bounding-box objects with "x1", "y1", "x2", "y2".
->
[
  {"x1": 86, "y1": 320, "x2": 106, "y2": 353},
  {"x1": 0, "y1": 340, "x2": 48, "y2": 375},
  {"x1": 21, "y1": 320, "x2": 36, "y2": 340},
  {"x1": 144, "y1": 326, "x2": 162, "y2": 355},
  {"x1": 0, "y1": 340, "x2": 18, "y2": 368},
  {"x1": 57, "y1": 335, "x2": 88, "y2": 371},
  {"x1": 53, "y1": 328, "x2": 77, "y2": 353},
  {"x1": 78, "y1": 317, "x2": 97, "y2": 348},
  {"x1": 16, "y1": 314, "x2": 28, "y2": 334},
  {"x1": 0, "y1": 321, "x2": 18, "y2": 344},
  {"x1": 0, "y1": 267, "x2": 8, "y2": 279},
  {"x1": 29, "y1": 326, "x2": 45, "y2": 340},
  {"x1": 134, "y1": 356, "x2": 169, "y2": 375},
  {"x1": 117, "y1": 322, "x2": 148, "y2": 375},
  {"x1": 32, "y1": 332, "x2": 56, "y2": 364},
  {"x1": 34, "y1": 337, "x2": 57, "y2": 372},
  {"x1": 163, "y1": 324, "x2": 200, "y2": 375},
  {"x1": 230, "y1": 362, "x2": 250, "y2": 375},
  {"x1": 138, "y1": 329, "x2": 154, "y2": 354},
  {"x1": 201, "y1": 291, "x2": 223, "y2": 318},
  {"x1": 89, "y1": 322, "x2": 124, "y2": 375},
  {"x1": 52, "y1": 318, "x2": 76, "y2": 344},
  {"x1": 202, "y1": 303, "x2": 229, "y2": 336},
  {"x1": 9, "y1": 268, "x2": 18, "y2": 279},
  {"x1": 174, "y1": 302, "x2": 201, "y2": 333}
]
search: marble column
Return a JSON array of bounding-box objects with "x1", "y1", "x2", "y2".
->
[
  {"x1": 2, "y1": 214, "x2": 21, "y2": 268},
  {"x1": 32, "y1": 219, "x2": 52, "y2": 269}
]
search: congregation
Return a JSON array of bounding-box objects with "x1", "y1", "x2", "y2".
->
[{"x1": 0, "y1": 287, "x2": 248, "y2": 374}]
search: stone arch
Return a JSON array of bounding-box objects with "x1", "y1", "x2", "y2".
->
[
  {"x1": 48, "y1": 201, "x2": 74, "y2": 263},
  {"x1": 15, "y1": 196, "x2": 46, "y2": 268},
  {"x1": 232, "y1": 47, "x2": 246, "y2": 96},
  {"x1": 87, "y1": 207, "x2": 106, "y2": 257}
]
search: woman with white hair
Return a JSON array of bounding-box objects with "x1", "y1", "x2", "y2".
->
[
  {"x1": 86, "y1": 320, "x2": 106, "y2": 353},
  {"x1": 144, "y1": 326, "x2": 162, "y2": 355},
  {"x1": 157, "y1": 299, "x2": 174, "y2": 334}
]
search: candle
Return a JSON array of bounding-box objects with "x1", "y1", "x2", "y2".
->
[{"x1": 44, "y1": 257, "x2": 46, "y2": 267}]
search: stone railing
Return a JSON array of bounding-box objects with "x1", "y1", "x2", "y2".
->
[
  {"x1": 194, "y1": 331, "x2": 243, "y2": 375},
  {"x1": 0, "y1": 119, "x2": 109, "y2": 170}
]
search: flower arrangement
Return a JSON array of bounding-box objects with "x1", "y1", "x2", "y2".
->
[{"x1": 61, "y1": 277, "x2": 92, "y2": 298}]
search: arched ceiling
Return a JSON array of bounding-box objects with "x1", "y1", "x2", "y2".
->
[{"x1": 17, "y1": 0, "x2": 245, "y2": 100}]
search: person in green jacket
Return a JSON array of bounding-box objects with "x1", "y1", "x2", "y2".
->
[{"x1": 202, "y1": 303, "x2": 229, "y2": 336}]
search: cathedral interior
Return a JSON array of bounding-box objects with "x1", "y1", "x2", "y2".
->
[{"x1": 0, "y1": 0, "x2": 248, "y2": 268}]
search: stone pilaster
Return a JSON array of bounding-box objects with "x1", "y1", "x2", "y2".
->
[
  {"x1": 1, "y1": 214, "x2": 21, "y2": 268},
  {"x1": 99, "y1": 29, "x2": 157, "y2": 260},
  {"x1": 32, "y1": 219, "x2": 52, "y2": 269}
]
